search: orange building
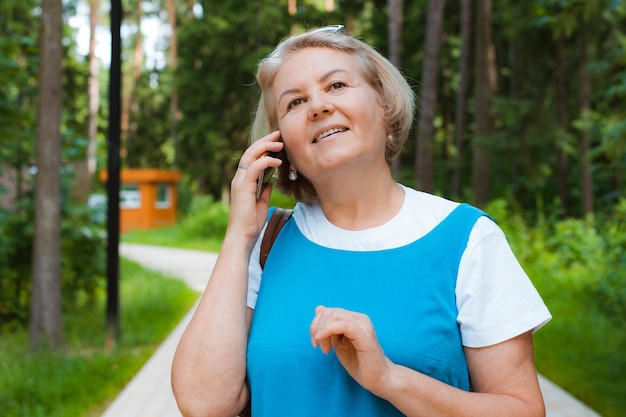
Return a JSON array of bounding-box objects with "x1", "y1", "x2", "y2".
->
[{"x1": 99, "y1": 169, "x2": 182, "y2": 233}]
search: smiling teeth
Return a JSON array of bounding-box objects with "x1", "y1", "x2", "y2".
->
[{"x1": 314, "y1": 128, "x2": 347, "y2": 143}]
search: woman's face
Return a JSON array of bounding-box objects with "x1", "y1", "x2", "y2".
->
[{"x1": 273, "y1": 47, "x2": 387, "y2": 183}]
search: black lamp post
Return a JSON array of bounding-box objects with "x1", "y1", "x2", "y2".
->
[{"x1": 106, "y1": 0, "x2": 122, "y2": 347}]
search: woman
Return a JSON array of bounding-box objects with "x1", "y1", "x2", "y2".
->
[{"x1": 172, "y1": 26, "x2": 551, "y2": 417}]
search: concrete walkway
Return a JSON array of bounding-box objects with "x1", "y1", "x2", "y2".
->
[{"x1": 102, "y1": 243, "x2": 602, "y2": 417}]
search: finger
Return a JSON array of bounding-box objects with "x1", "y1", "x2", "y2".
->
[
  {"x1": 310, "y1": 305, "x2": 329, "y2": 347},
  {"x1": 242, "y1": 130, "x2": 283, "y2": 164},
  {"x1": 311, "y1": 308, "x2": 355, "y2": 353}
]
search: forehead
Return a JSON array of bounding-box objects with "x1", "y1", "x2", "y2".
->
[{"x1": 273, "y1": 47, "x2": 361, "y2": 89}]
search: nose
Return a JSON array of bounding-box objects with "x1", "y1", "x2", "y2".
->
[{"x1": 308, "y1": 94, "x2": 334, "y2": 120}]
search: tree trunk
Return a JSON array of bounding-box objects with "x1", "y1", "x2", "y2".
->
[
  {"x1": 415, "y1": 0, "x2": 444, "y2": 192},
  {"x1": 388, "y1": 0, "x2": 403, "y2": 177},
  {"x1": 121, "y1": 0, "x2": 143, "y2": 166},
  {"x1": 87, "y1": 0, "x2": 100, "y2": 175},
  {"x1": 452, "y1": 0, "x2": 471, "y2": 198},
  {"x1": 556, "y1": 35, "x2": 569, "y2": 214},
  {"x1": 471, "y1": 0, "x2": 496, "y2": 208},
  {"x1": 579, "y1": 32, "x2": 594, "y2": 215},
  {"x1": 30, "y1": 0, "x2": 65, "y2": 351},
  {"x1": 166, "y1": 0, "x2": 180, "y2": 166},
  {"x1": 72, "y1": 0, "x2": 101, "y2": 204},
  {"x1": 128, "y1": 0, "x2": 144, "y2": 166}
]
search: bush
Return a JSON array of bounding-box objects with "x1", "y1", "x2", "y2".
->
[
  {"x1": 179, "y1": 194, "x2": 230, "y2": 239},
  {"x1": 0, "y1": 196, "x2": 106, "y2": 329},
  {"x1": 487, "y1": 198, "x2": 626, "y2": 416},
  {"x1": 0, "y1": 198, "x2": 34, "y2": 327},
  {"x1": 588, "y1": 198, "x2": 626, "y2": 328}
]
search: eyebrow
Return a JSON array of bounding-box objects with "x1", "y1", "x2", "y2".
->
[{"x1": 278, "y1": 68, "x2": 350, "y2": 104}]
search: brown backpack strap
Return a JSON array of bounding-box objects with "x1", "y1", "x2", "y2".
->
[{"x1": 259, "y1": 207, "x2": 293, "y2": 270}]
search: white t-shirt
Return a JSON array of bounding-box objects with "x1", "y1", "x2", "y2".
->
[{"x1": 247, "y1": 185, "x2": 551, "y2": 348}]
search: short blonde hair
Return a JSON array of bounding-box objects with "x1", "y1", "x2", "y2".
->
[{"x1": 250, "y1": 28, "x2": 415, "y2": 203}]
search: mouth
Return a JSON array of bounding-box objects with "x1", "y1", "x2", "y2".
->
[{"x1": 312, "y1": 128, "x2": 348, "y2": 143}]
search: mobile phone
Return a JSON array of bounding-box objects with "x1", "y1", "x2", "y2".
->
[
  {"x1": 256, "y1": 162, "x2": 277, "y2": 200},
  {"x1": 256, "y1": 137, "x2": 284, "y2": 200}
]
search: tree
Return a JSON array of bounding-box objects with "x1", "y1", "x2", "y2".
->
[
  {"x1": 121, "y1": 0, "x2": 144, "y2": 167},
  {"x1": 471, "y1": 0, "x2": 496, "y2": 207},
  {"x1": 165, "y1": 0, "x2": 180, "y2": 165},
  {"x1": 30, "y1": 0, "x2": 64, "y2": 350},
  {"x1": 452, "y1": 0, "x2": 471, "y2": 198},
  {"x1": 415, "y1": 0, "x2": 444, "y2": 192},
  {"x1": 388, "y1": 0, "x2": 403, "y2": 177},
  {"x1": 176, "y1": 1, "x2": 290, "y2": 198},
  {"x1": 578, "y1": 29, "x2": 593, "y2": 214},
  {"x1": 87, "y1": 0, "x2": 100, "y2": 175}
]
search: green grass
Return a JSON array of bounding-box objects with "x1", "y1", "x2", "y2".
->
[
  {"x1": 122, "y1": 224, "x2": 222, "y2": 252},
  {"x1": 531, "y1": 271, "x2": 626, "y2": 417},
  {"x1": 0, "y1": 258, "x2": 200, "y2": 417}
]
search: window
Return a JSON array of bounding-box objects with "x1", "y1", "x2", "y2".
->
[
  {"x1": 120, "y1": 184, "x2": 141, "y2": 208},
  {"x1": 155, "y1": 184, "x2": 172, "y2": 208}
]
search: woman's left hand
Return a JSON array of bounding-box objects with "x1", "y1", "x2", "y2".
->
[{"x1": 310, "y1": 305, "x2": 393, "y2": 394}]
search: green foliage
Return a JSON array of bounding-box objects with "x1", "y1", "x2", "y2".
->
[
  {"x1": 587, "y1": 198, "x2": 626, "y2": 326},
  {"x1": 269, "y1": 188, "x2": 298, "y2": 209},
  {"x1": 175, "y1": 2, "x2": 289, "y2": 196},
  {"x1": 0, "y1": 198, "x2": 34, "y2": 326},
  {"x1": 59, "y1": 204, "x2": 106, "y2": 308},
  {"x1": 0, "y1": 258, "x2": 199, "y2": 417},
  {"x1": 0, "y1": 195, "x2": 106, "y2": 330},
  {"x1": 126, "y1": 68, "x2": 173, "y2": 168},
  {"x1": 486, "y1": 198, "x2": 626, "y2": 416},
  {"x1": 179, "y1": 194, "x2": 230, "y2": 239}
]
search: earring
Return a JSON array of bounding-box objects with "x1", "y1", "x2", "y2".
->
[
  {"x1": 387, "y1": 133, "x2": 394, "y2": 143},
  {"x1": 289, "y1": 168, "x2": 298, "y2": 181}
]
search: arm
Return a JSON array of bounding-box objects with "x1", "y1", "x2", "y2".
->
[
  {"x1": 378, "y1": 331, "x2": 545, "y2": 417},
  {"x1": 311, "y1": 307, "x2": 545, "y2": 417},
  {"x1": 171, "y1": 132, "x2": 283, "y2": 417}
]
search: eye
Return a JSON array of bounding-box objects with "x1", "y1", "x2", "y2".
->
[
  {"x1": 288, "y1": 97, "x2": 304, "y2": 109},
  {"x1": 329, "y1": 81, "x2": 346, "y2": 90}
]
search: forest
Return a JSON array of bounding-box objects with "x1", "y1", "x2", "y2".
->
[
  {"x1": 0, "y1": 0, "x2": 625, "y2": 415},
  {"x1": 2, "y1": 0, "x2": 625, "y2": 213}
]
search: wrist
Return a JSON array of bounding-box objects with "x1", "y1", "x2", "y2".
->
[
  {"x1": 369, "y1": 357, "x2": 402, "y2": 399},
  {"x1": 222, "y1": 230, "x2": 258, "y2": 256}
]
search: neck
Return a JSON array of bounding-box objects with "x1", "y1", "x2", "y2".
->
[{"x1": 312, "y1": 166, "x2": 404, "y2": 230}]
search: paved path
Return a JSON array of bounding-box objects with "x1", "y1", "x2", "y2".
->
[{"x1": 102, "y1": 243, "x2": 602, "y2": 417}]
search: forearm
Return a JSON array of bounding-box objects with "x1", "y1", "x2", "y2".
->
[
  {"x1": 373, "y1": 361, "x2": 543, "y2": 417},
  {"x1": 171, "y1": 234, "x2": 253, "y2": 417}
]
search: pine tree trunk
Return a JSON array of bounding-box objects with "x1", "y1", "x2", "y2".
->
[
  {"x1": 452, "y1": 0, "x2": 471, "y2": 198},
  {"x1": 30, "y1": 0, "x2": 65, "y2": 351},
  {"x1": 87, "y1": 0, "x2": 100, "y2": 175},
  {"x1": 556, "y1": 35, "x2": 569, "y2": 214},
  {"x1": 388, "y1": 0, "x2": 403, "y2": 177},
  {"x1": 127, "y1": 0, "x2": 144, "y2": 166},
  {"x1": 579, "y1": 33, "x2": 594, "y2": 215},
  {"x1": 471, "y1": 0, "x2": 496, "y2": 208},
  {"x1": 166, "y1": 0, "x2": 180, "y2": 166},
  {"x1": 415, "y1": 0, "x2": 444, "y2": 192}
]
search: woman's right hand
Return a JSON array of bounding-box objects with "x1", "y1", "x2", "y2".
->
[{"x1": 227, "y1": 130, "x2": 284, "y2": 244}]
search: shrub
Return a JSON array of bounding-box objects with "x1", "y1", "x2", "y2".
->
[
  {"x1": 588, "y1": 198, "x2": 626, "y2": 328},
  {"x1": 0, "y1": 196, "x2": 106, "y2": 329},
  {"x1": 179, "y1": 194, "x2": 230, "y2": 239}
]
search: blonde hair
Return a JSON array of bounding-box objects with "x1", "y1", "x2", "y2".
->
[{"x1": 250, "y1": 29, "x2": 415, "y2": 203}]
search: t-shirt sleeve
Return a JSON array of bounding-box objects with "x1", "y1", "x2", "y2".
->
[
  {"x1": 246, "y1": 225, "x2": 266, "y2": 309},
  {"x1": 456, "y1": 217, "x2": 552, "y2": 348}
]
